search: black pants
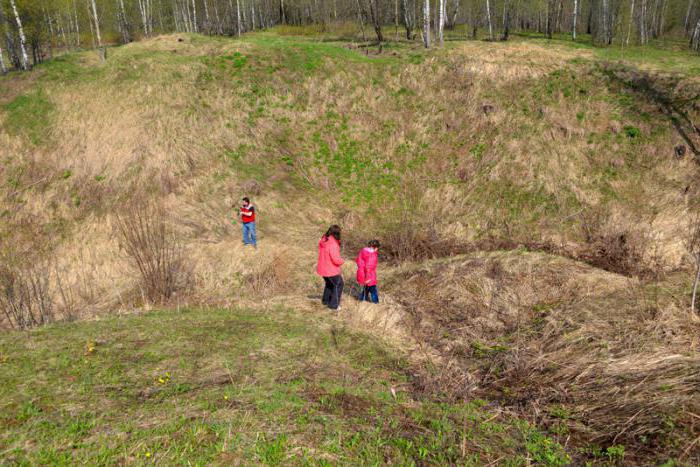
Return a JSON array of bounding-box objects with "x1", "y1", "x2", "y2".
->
[{"x1": 322, "y1": 275, "x2": 344, "y2": 310}]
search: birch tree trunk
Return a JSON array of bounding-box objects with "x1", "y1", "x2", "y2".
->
[
  {"x1": 45, "y1": 8, "x2": 55, "y2": 59},
  {"x1": 213, "y1": 1, "x2": 221, "y2": 33},
  {"x1": 192, "y1": 0, "x2": 198, "y2": 32},
  {"x1": 485, "y1": 0, "x2": 493, "y2": 40},
  {"x1": 438, "y1": 0, "x2": 444, "y2": 45},
  {"x1": 89, "y1": 0, "x2": 103, "y2": 48},
  {"x1": 395, "y1": 0, "x2": 399, "y2": 40},
  {"x1": 204, "y1": 0, "x2": 212, "y2": 33},
  {"x1": 692, "y1": 18, "x2": 700, "y2": 50},
  {"x1": 87, "y1": 0, "x2": 97, "y2": 49},
  {"x1": 572, "y1": 0, "x2": 578, "y2": 39},
  {"x1": 685, "y1": 0, "x2": 694, "y2": 34},
  {"x1": 640, "y1": 0, "x2": 647, "y2": 44},
  {"x1": 9, "y1": 0, "x2": 29, "y2": 70},
  {"x1": 0, "y1": 44, "x2": 6, "y2": 74},
  {"x1": 57, "y1": 14, "x2": 68, "y2": 48},
  {"x1": 356, "y1": 0, "x2": 366, "y2": 41},
  {"x1": 237, "y1": 0, "x2": 242, "y2": 35},
  {"x1": 627, "y1": 0, "x2": 635, "y2": 44},
  {"x1": 423, "y1": 0, "x2": 430, "y2": 47},
  {"x1": 74, "y1": 0, "x2": 81, "y2": 47},
  {"x1": 119, "y1": 0, "x2": 131, "y2": 42},
  {"x1": 0, "y1": 11, "x2": 7, "y2": 74}
]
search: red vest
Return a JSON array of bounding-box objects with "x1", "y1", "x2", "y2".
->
[{"x1": 240, "y1": 205, "x2": 255, "y2": 223}]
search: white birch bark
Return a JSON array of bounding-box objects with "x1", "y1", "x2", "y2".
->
[
  {"x1": 236, "y1": 0, "x2": 242, "y2": 35},
  {"x1": 402, "y1": 0, "x2": 411, "y2": 38},
  {"x1": 640, "y1": 0, "x2": 647, "y2": 44},
  {"x1": 572, "y1": 0, "x2": 578, "y2": 39},
  {"x1": 213, "y1": 1, "x2": 221, "y2": 33},
  {"x1": 423, "y1": 0, "x2": 430, "y2": 47},
  {"x1": 119, "y1": 0, "x2": 130, "y2": 41},
  {"x1": 438, "y1": 0, "x2": 444, "y2": 45},
  {"x1": 485, "y1": 0, "x2": 493, "y2": 40},
  {"x1": 191, "y1": 0, "x2": 198, "y2": 32},
  {"x1": 627, "y1": 0, "x2": 635, "y2": 45},
  {"x1": 9, "y1": 0, "x2": 29, "y2": 70},
  {"x1": 685, "y1": 0, "x2": 695, "y2": 33},
  {"x1": 692, "y1": 18, "x2": 700, "y2": 50},
  {"x1": 45, "y1": 8, "x2": 55, "y2": 59},
  {"x1": 0, "y1": 43, "x2": 7, "y2": 74},
  {"x1": 203, "y1": 0, "x2": 210, "y2": 33},
  {"x1": 57, "y1": 14, "x2": 68, "y2": 48},
  {"x1": 73, "y1": 0, "x2": 81, "y2": 47},
  {"x1": 90, "y1": 0, "x2": 103, "y2": 47},
  {"x1": 251, "y1": 0, "x2": 256, "y2": 30}
]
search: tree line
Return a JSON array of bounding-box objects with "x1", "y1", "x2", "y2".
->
[{"x1": 0, "y1": 0, "x2": 699, "y2": 73}]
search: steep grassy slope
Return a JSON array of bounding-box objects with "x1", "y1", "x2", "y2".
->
[
  {"x1": 0, "y1": 307, "x2": 571, "y2": 464},
  {"x1": 1, "y1": 30, "x2": 699, "y2": 463}
]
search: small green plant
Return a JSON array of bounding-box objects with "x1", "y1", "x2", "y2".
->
[
  {"x1": 255, "y1": 434, "x2": 288, "y2": 464},
  {"x1": 549, "y1": 405, "x2": 570, "y2": 420},
  {"x1": 469, "y1": 143, "x2": 487, "y2": 161},
  {"x1": 605, "y1": 444, "x2": 625, "y2": 462},
  {"x1": 623, "y1": 125, "x2": 641, "y2": 138},
  {"x1": 524, "y1": 426, "x2": 570, "y2": 465},
  {"x1": 18, "y1": 401, "x2": 42, "y2": 421},
  {"x1": 61, "y1": 170, "x2": 73, "y2": 179}
]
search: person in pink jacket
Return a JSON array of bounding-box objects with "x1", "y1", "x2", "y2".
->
[
  {"x1": 356, "y1": 240, "x2": 380, "y2": 303},
  {"x1": 316, "y1": 225, "x2": 344, "y2": 311}
]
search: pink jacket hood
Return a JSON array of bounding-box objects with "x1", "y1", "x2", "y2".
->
[{"x1": 316, "y1": 236, "x2": 344, "y2": 277}]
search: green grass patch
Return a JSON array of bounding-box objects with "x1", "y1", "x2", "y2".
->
[
  {"x1": 0, "y1": 306, "x2": 568, "y2": 464},
  {"x1": 2, "y1": 90, "x2": 54, "y2": 145}
]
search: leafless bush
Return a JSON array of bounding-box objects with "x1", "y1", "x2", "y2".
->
[
  {"x1": 578, "y1": 210, "x2": 651, "y2": 277},
  {"x1": 246, "y1": 251, "x2": 292, "y2": 295},
  {"x1": 685, "y1": 212, "x2": 700, "y2": 313},
  {"x1": 580, "y1": 230, "x2": 648, "y2": 276},
  {"x1": 347, "y1": 192, "x2": 464, "y2": 264},
  {"x1": 0, "y1": 259, "x2": 55, "y2": 330},
  {"x1": 114, "y1": 201, "x2": 189, "y2": 304}
]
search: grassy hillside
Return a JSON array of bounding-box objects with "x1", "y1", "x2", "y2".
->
[
  {"x1": 1, "y1": 29, "x2": 699, "y2": 463},
  {"x1": 0, "y1": 306, "x2": 571, "y2": 464}
]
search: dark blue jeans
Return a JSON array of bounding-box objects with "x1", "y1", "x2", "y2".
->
[{"x1": 359, "y1": 285, "x2": 379, "y2": 303}]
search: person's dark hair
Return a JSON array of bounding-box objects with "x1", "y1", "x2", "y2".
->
[
  {"x1": 242, "y1": 197, "x2": 250, "y2": 203},
  {"x1": 368, "y1": 239, "x2": 380, "y2": 248},
  {"x1": 324, "y1": 225, "x2": 341, "y2": 243}
]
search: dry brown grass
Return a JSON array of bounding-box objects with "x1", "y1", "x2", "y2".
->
[{"x1": 383, "y1": 251, "x2": 700, "y2": 463}]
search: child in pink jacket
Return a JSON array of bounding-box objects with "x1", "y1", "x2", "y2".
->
[
  {"x1": 316, "y1": 225, "x2": 344, "y2": 311},
  {"x1": 356, "y1": 240, "x2": 380, "y2": 303}
]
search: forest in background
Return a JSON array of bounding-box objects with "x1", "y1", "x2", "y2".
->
[{"x1": 1, "y1": 0, "x2": 700, "y2": 74}]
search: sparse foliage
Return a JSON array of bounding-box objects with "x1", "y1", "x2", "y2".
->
[
  {"x1": 0, "y1": 258, "x2": 55, "y2": 329},
  {"x1": 114, "y1": 201, "x2": 189, "y2": 304},
  {"x1": 685, "y1": 211, "x2": 700, "y2": 313}
]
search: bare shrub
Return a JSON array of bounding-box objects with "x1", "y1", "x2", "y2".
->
[
  {"x1": 114, "y1": 201, "x2": 189, "y2": 304},
  {"x1": 346, "y1": 189, "x2": 465, "y2": 264},
  {"x1": 685, "y1": 212, "x2": 700, "y2": 313},
  {"x1": 245, "y1": 251, "x2": 292, "y2": 295},
  {"x1": 577, "y1": 209, "x2": 652, "y2": 277},
  {"x1": 0, "y1": 259, "x2": 54, "y2": 330}
]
